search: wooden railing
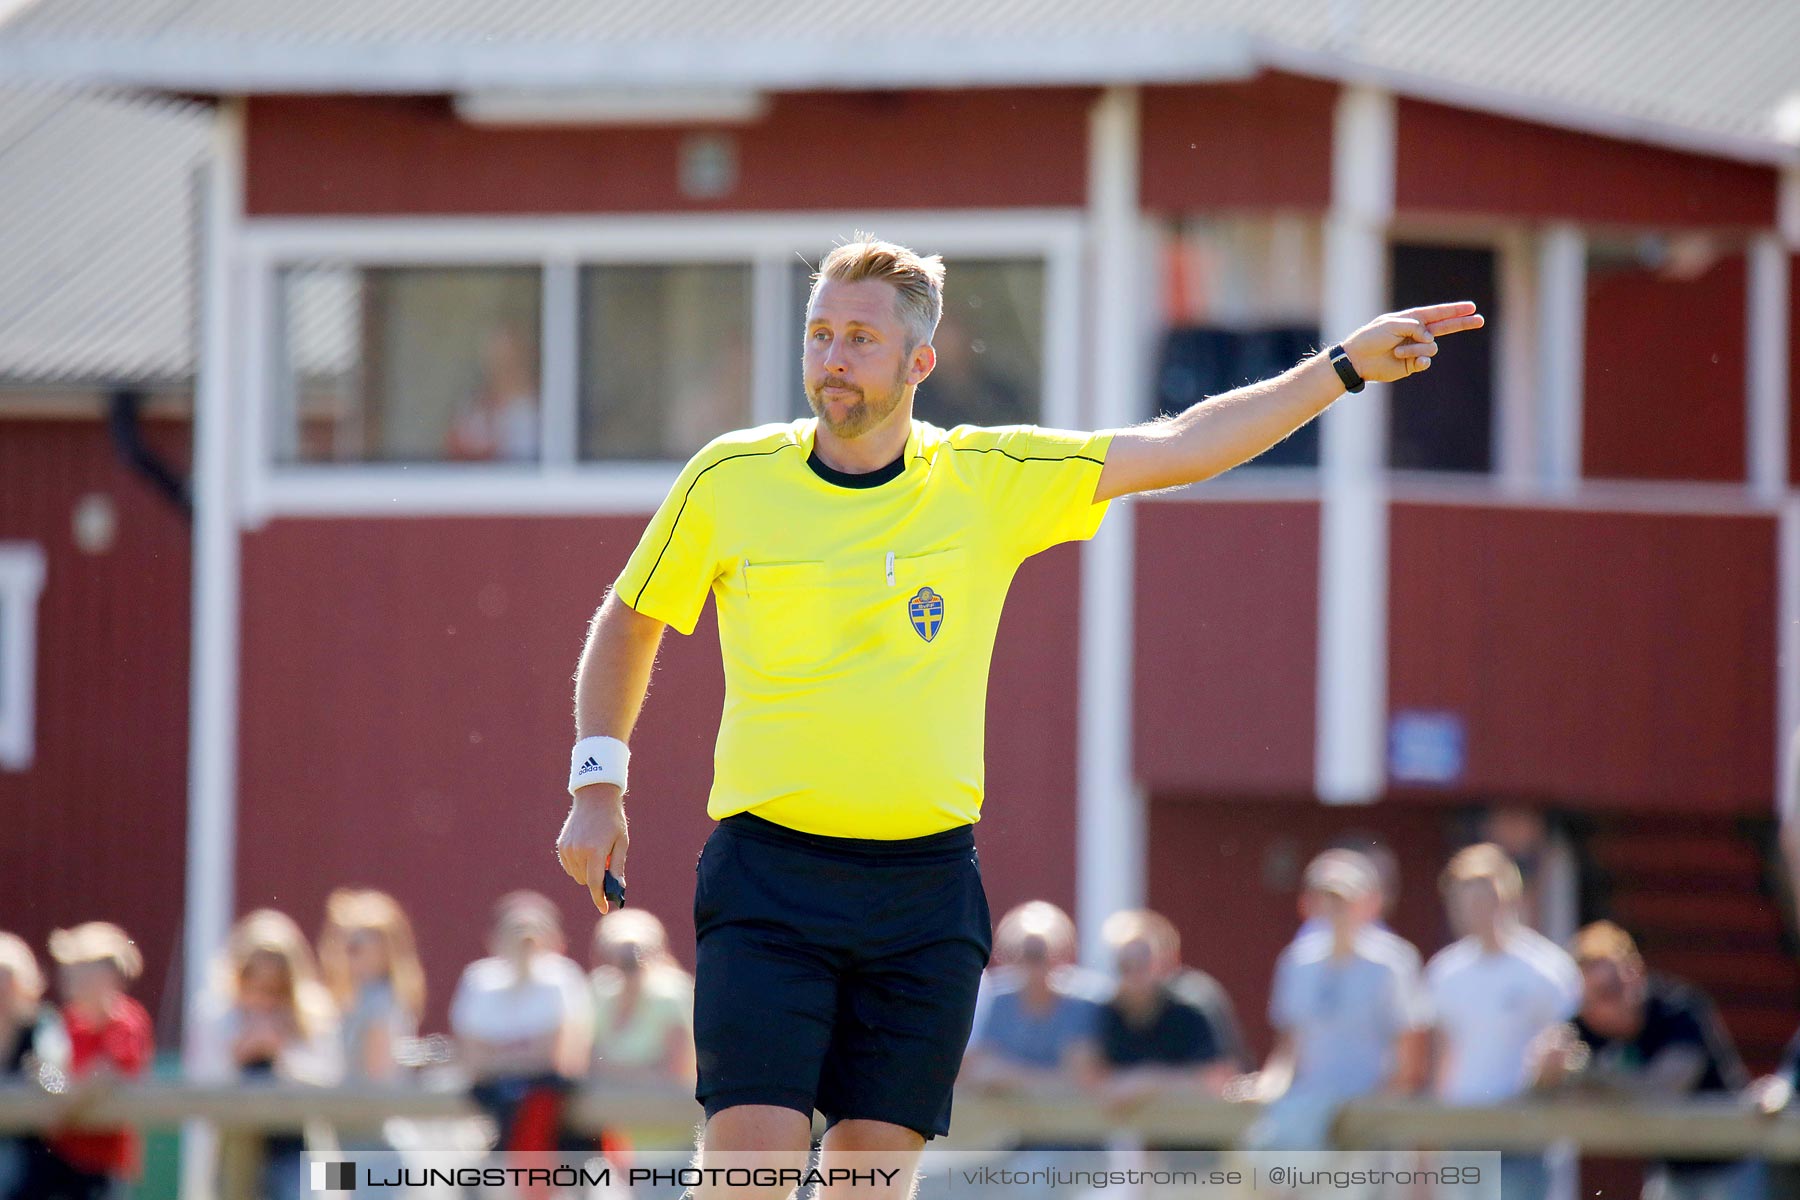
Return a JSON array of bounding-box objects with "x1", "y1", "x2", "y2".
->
[{"x1": 4, "y1": 1082, "x2": 1800, "y2": 1159}]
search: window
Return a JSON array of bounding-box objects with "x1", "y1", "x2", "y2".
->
[
  {"x1": 1153, "y1": 216, "x2": 1323, "y2": 468},
  {"x1": 249, "y1": 217, "x2": 1081, "y2": 512},
  {"x1": 580, "y1": 264, "x2": 752, "y2": 460},
  {"x1": 1387, "y1": 242, "x2": 1497, "y2": 473},
  {"x1": 787, "y1": 258, "x2": 1046, "y2": 428},
  {"x1": 0, "y1": 543, "x2": 46, "y2": 771},
  {"x1": 276, "y1": 265, "x2": 544, "y2": 464}
]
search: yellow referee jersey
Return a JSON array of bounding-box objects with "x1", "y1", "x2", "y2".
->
[{"x1": 613, "y1": 417, "x2": 1114, "y2": 839}]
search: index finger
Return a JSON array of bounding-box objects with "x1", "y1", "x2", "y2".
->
[{"x1": 1397, "y1": 301, "x2": 1479, "y2": 323}]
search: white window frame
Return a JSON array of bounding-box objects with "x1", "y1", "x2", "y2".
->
[
  {"x1": 0, "y1": 542, "x2": 47, "y2": 771},
  {"x1": 238, "y1": 211, "x2": 1086, "y2": 522}
]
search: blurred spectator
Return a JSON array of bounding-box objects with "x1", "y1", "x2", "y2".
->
[
  {"x1": 1326, "y1": 833, "x2": 1402, "y2": 925},
  {"x1": 451, "y1": 892, "x2": 592, "y2": 1154},
  {"x1": 960, "y1": 902, "x2": 1100, "y2": 1094},
  {"x1": 317, "y1": 889, "x2": 424, "y2": 1195},
  {"x1": 1091, "y1": 910, "x2": 1234, "y2": 1114},
  {"x1": 1, "y1": 932, "x2": 67, "y2": 1200},
  {"x1": 1248, "y1": 852, "x2": 1429, "y2": 1149},
  {"x1": 587, "y1": 910, "x2": 695, "y2": 1087},
  {"x1": 32, "y1": 923, "x2": 152, "y2": 1200},
  {"x1": 1427, "y1": 844, "x2": 1580, "y2": 1200},
  {"x1": 317, "y1": 888, "x2": 424, "y2": 1084},
  {"x1": 1536, "y1": 921, "x2": 1751, "y2": 1200},
  {"x1": 1478, "y1": 807, "x2": 1577, "y2": 938},
  {"x1": 445, "y1": 326, "x2": 540, "y2": 461},
  {"x1": 196, "y1": 909, "x2": 342, "y2": 1200},
  {"x1": 1749, "y1": 1025, "x2": 1800, "y2": 1196}
]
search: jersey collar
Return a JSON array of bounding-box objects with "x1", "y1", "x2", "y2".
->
[{"x1": 799, "y1": 417, "x2": 923, "y2": 490}]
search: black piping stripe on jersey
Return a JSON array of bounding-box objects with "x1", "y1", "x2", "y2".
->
[
  {"x1": 949, "y1": 445, "x2": 1105, "y2": 468},
  {"x1": 631, "y1": 442, "x2": 798, "y2": 610}
]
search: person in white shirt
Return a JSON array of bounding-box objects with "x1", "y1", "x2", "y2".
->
[
  {"x1": 451, "y1": 892, "x2": 594, "y2": 1153},
  {"x1": 1247, "y1": 851, "x2": 1430, "y2": 1149},
  {"x1": 1427, "y1": 843, "x2": 1581, "y2": 1200}
]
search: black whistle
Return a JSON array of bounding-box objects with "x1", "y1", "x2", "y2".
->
[{"x1": 602, "y1": 870, "x2": 627, "y2": 909}]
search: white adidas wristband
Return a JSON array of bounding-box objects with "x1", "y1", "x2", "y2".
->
[{"x1": 568, "y1": 735, "x2": 630, "y2": 796}]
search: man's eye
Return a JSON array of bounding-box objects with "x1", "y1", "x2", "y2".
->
[{"x1": 852, "y1": 334, "x2": 870, "y2": 344}]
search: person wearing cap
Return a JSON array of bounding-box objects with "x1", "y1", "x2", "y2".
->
[
  {"x1": 1426, "y1": 843, "x2": 1580, "y2": 1200},
  {"x1": 1246, "y1": 851, "x2": 1429, "y2": 1149},
  {"x1": 31, "y1": 922, "x2": 153, "y2": 1200}
]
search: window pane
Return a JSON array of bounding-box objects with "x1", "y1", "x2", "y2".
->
[
  {"x1": 276, "y1": 265, "x2": 543, "y2": 464},
  {"x1": 1154, "y1": 216, "x2": 1323, "y2": 469},
  {"x1": 1387, "y1": 242, "x2": 1497, "y2": 473},
  {"x1": 579, "y1": 264, "x2": 751, "y2": 460},
  {"x1": 788, "y1": 258, "x2": 1045, "y2": 428}
]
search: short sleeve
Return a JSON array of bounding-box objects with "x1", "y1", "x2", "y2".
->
[
  {"x1": 612, "y1": 449, "x2": 722, "y2": 635},
  {"x1": 1391, "y1": 952, "x2": 1433, "y2": 1030},
  {"x1": 1269, "y1": 954, "x2": 1301, "y2": 1031},
  {"x1": 448, "y1": 964, "x2": 480, "y2": 1038},
  {"x1": 959, "y1": 426, "x2": 1114, "y2": 561},
  {"x1": 1168, "y1": 1001, "x2": 1222, "y2": 1065}
]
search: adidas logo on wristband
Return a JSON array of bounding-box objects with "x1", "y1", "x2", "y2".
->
[{"x1": 578, "y1": 757, "x2": 601, "y2": 774}]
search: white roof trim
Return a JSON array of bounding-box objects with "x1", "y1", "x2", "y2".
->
[
  {"x1": 1259, "y1": 41, "x2": 1799, "y2": 169},
  {"x1": 1, "y1": 29, "x2": 1793, "y2": 168},
  {"x1": 0, "y1": 30, "x2": 1260, "y2": 92}
]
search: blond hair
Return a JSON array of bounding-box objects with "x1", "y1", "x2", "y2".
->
[
  {"x1": 1101, "y1": 909, "x2": 1182, "y2": 967},
  {"x1": 993, "y1": 901, "x2": 1077, "y2": 966},
  {"x1": 1571, "y1": 920, "x2": 1644, "y2": 973},
  {"x1": 593, "y1": 909, "x2": 679, "y2": 973},
  {"x1": 219, "y1": 909, "x2": 337, "y2": 1040},
  {"x1": 317, "y1": 889, "x2": 426, "y2": 1025},
  {"x1": 47, "y1": 921, "x2": 143, "y2": 982},
  {"x1": 1439, "y1": 842, "x2": 1524, "y2": 904},
  {"x1": 812, "y1": 232, "x2": 945, "y2": 350},
  {"x1": 0, "y1": 932, "x2": 45, "y2": 1010}
]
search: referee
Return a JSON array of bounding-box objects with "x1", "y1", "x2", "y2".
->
[{"x1": 557, "y1": 234, "x2": 1482, "y2": 1194}]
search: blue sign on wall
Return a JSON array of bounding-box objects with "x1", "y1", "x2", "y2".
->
[{"x1": 1388, "y1": 710, "x2": 1466, "y2": 785}]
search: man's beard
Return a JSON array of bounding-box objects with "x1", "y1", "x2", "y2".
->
[{"x1": 806, "y1": 370, "x2": 907, "y2": 439}]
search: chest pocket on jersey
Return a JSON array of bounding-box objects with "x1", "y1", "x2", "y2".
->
[
  {"x1": 892, "y1": 547, "x2": 966, "y2": 645},
  {"x1": 736, "y1": 559, "x2": 827, "y2": 678}
]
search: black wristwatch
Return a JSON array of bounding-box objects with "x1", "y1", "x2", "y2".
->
[{"x1": 1327, "y1": 343, "x2": 1365, "y2": 394}]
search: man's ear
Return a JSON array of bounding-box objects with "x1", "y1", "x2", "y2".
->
[{"x1": 908, "y1": 342, "x2": 937, "y2": 386}]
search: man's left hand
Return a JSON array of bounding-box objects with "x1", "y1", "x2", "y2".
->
[{"x1": 1343, "y1": 302, "x2": 1485, "y2": 384}]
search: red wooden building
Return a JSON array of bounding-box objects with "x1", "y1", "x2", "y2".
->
[{"x1": 3, "y1": 6, "x2": 1798, "y2": 1162}]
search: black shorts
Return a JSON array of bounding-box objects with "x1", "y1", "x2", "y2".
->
[{"x1": 692, "y1": 812, "x2": 992, "y2": 1140}]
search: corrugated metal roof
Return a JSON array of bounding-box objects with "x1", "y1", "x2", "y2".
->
[
  {"x1": 0, "y1": 85, "x2": 206, "y2": 385},
  {"x1": 1, "y1": 0, "x2": 1797, "y2": 162}
]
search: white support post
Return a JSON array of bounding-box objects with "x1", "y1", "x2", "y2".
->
[
  {"x1": 1495, "y1": 227, "x2": 1540, "y2": 495},
  {"x1": 1314, "y1": 84, "x2": 1394, "y2": 806},
  {"x1": 1077, "y1": 85, "x2": 1146, "y2": 970},
  {"x1": 1536, "y1": 223, "x2": 1586, "y2": 491},
  {"x1": 1782, "y1": 500, "x2": 1800, "y2": 836},
  {"x1": 1748, "y1": 233, "x2": 1791, "y2": 504},
  {"x1": 181, "y1": 98, "x2": 246, "y2": 1200}
]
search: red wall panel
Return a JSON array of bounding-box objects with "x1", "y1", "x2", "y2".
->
[
  {"x1": 1132, "y1": 501, "x2": 1319, "y2": 796},
  {"x1": 1140, "y1": 74, "x2": 1336, "y2": 213},
  {"x1": 245, "y1": 91, "x2": 1092, "y2": 217},
  {"x1": 1388, "y1": 504, "x2": 1776, "y2": 811},
  {"x1": 0, "y1": 417, "x2": 191, "y2": 1041},
  {"x1": 1146, "y1": 796, "x2": 1458, "y2": 1060},
  {"x1": 1396, "y1": 99, "x2": 1778, "y2": 228},
  {"x1": 1584, "y1": 252, "x2": 1747, "y2": 483},
  {"x1": 235, "y1": 516, "x2": 1084, "y2": 1031}
]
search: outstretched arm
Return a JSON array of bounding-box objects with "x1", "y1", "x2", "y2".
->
[
  {"x1": 1094, "y1": 303, "x2": 1484, "y2": 502},
  {"x1": 556, "y1": 589, "x2": 668, "y2": 912}
]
